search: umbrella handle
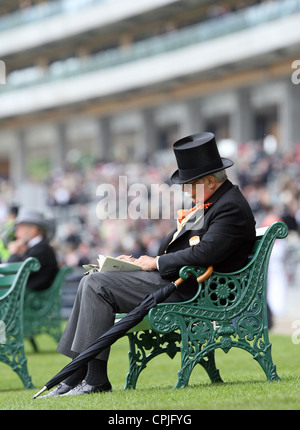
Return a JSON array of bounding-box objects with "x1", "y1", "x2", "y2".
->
[{"x1": 174, "y1": 265, "x2": 213, "y2": 287}]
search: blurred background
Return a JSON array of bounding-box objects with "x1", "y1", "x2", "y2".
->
[{"x1": 0, "y1": 0, "x2": 300, "y2": 328}]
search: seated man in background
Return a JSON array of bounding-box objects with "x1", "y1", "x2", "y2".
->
[{"x1": 8, "y1": 208, "x2": 58, "y2": 291}]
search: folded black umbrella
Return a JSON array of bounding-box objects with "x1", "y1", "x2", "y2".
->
[{"x1": 32, "y1": 266, "x2": 213, "y2": 399}]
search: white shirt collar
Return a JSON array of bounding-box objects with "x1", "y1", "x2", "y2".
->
[{"x1": 27, "y1": 235, "x2": 43, "y2": 248}]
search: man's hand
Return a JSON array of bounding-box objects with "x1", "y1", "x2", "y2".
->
[
  {"x1": 117, "y1": 255, "x2": 136, "y2": 262},
  {"x1": 134, "y1": 255, "x2": 158, "y2": 271},
  {"x1": 8, "y1": 239, "x2": 28, "y2": 255},
  {"x1": 117, "y1": 254, "x2": 158, "y2": 271}
]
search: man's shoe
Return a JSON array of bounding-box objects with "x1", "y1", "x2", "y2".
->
[
  {"x1": 61, "y1": 380, "x2": 112, "y2": 396},
  {"x1": 38, "y1": 382, "x2": 72, "y2": 398}
]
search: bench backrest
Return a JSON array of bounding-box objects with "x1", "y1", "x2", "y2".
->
[
  {"x1": 0, "y1": 258, "x2": 41, "y2": 300},
  {"x1": 197, "y1": 221, "x2": 288, "y2": 315},
  {"x1": 247, "y1": 221, "x2": 288, "y2": 272},
  {"x1": 23, "y1": 265, "x2": 72, "y2": 339},
  {"x1": 149, "y1": 221, "x2": 289, "y2": 333}
]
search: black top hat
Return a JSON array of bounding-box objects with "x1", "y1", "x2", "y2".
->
[{"x1": 170, "y1": 132, "x2": 234, "y2": 184}]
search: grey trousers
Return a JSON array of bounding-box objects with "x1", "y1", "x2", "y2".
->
[{"x1": 57, "y1": 270, "x2": 184, "y2": 361}]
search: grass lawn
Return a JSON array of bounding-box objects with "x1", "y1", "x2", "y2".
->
[{"x1": 0, "y1": 331, "x2": 299, "y2": 411}]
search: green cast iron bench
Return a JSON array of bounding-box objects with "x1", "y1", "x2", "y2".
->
[
  {"x1": 23, "y1": 265, "x2": 72, "y2": 352},
  {"x1": 0, "y1": 257, "x2": 40, "y2": 389},
  {"x1": 116, "y1": 221, "x2": 288, "y2": 389}
]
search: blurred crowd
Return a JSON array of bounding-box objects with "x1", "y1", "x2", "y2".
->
[
  {"x1": 44, "y1": 158, "x2": 178, "y2": 266},
  {"x1": 48, "y1": 138, "x2": 300, "y2": 267},
  {"x1": 0, "y1": 137, "x2": 300, "y2": 316}
]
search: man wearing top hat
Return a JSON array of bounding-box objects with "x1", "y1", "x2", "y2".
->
[
  {"x1": 48, "y1": 132, "x2": 256, "y2": 397},
  {"x1": 7, "y1": 208, "x2": 58, "y2": 291}
]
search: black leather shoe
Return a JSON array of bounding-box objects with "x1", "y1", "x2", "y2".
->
[
  {"x1": 38, "y1": 382, "x2": 72, "y2": 398},
  {"x1": 61, "y1": 380, "x2": 112, "y2": 396}
]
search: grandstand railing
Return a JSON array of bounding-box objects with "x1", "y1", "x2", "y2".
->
[
  {"x1": 2, "y1": 0, "x2": 300, "y2": 92},
  {"x1": 0, "y1": 0, "x2": 112, "y2": 32}
]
